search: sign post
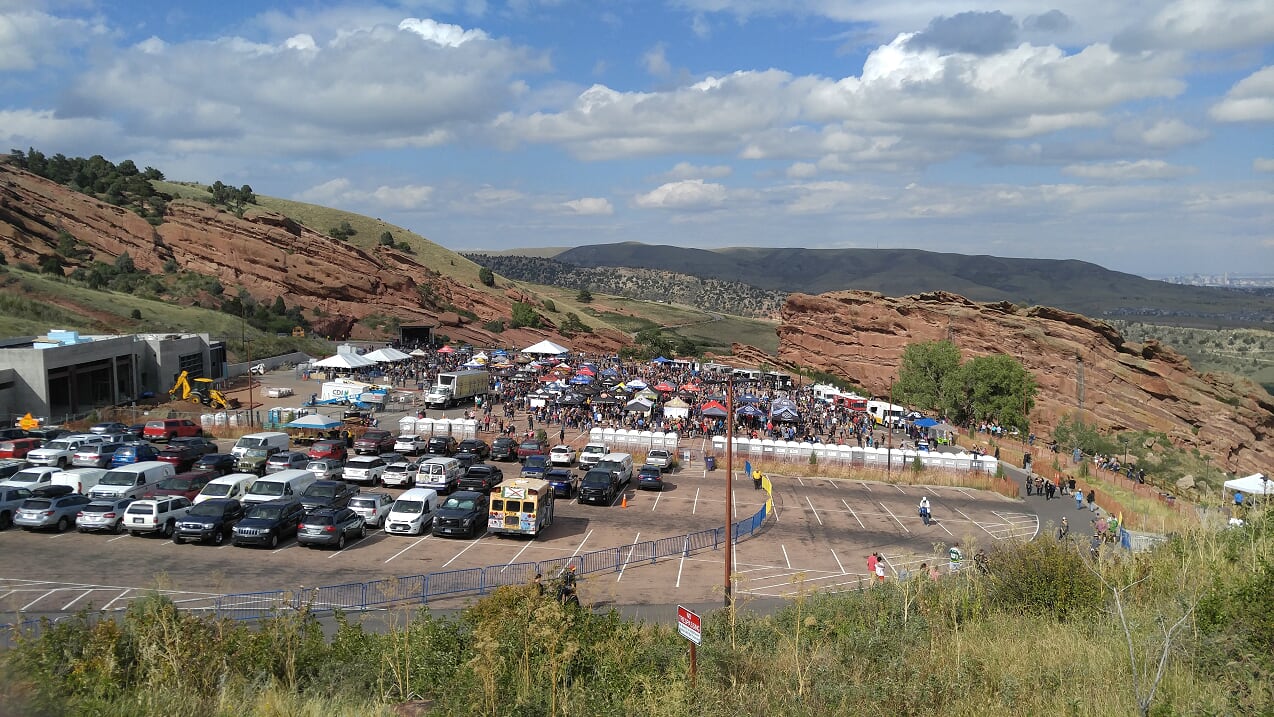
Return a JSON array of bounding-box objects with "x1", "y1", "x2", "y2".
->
[{"x1": 677, "y1": 605, "x2": 702, "y2": 685}]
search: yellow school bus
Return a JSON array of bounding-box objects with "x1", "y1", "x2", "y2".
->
[{"x1": 488, "y1": 478, "x2": 555, "y2": 537}]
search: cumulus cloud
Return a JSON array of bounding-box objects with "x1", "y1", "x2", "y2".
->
[
  {"x1": 398, "y1": 17, "x2": 489, "y2": 47},
  {"x1": 1112, "y1": 117, "x2": 1208, "y2": 149},
  {"x1": 1254, "y1": 158, "x2": 1274, "y2": 173},
  {"x1": 0, "y1": 7, "x2": 103, "y2": 71},
  {"x1": 644, "y1": 43, "x2": 671, "y2": 76},
  {"x1": 663, "y1": 161, "x2": 732, "y2": 179},
  {"x1": 634, "y1": 179, "x2": 727, "y2": 209},
  {"x1": 1061, "y1": 160, "x2": 1195, "y2": 181},
  {"x1": 1114, "y1": 0, "x2": 1274, "y2": 52},
  {"x1": 1210, "y1": 66, "x2": 1274, "y2": 122},
  {"x1": 1023, "y1": 10, "x2": 1073, "y2": 34},
  {"x1": 786, "y1": 162, "x2": 818, "y2": 178},
  {"x1": 906, "y1": 11, "x2": 1019, "y2": 56},
  {"x1": 295, "y1": 178, "x2": 434, "y2": 210},
  {"x1": 561, "y1": 197, "x2": 614, "y2": 215}
]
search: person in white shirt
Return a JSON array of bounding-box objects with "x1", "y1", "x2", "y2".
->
[{"x1": 919, "y1": 496, "x2": 932, "y2": 526}]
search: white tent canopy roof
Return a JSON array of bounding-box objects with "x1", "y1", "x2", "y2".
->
[
  {"x1": 363, "y1": 347, "x2": 411, "y2": 363},
  {"x1": 521, "y1": 339, "x2": 570, "y2": 355},
  {"x1": 1224, "y1": 473, "x2": 1271, "y2": 495},
  {"x1": 313, "y1": 353, "x2": 376, "y2": 369}
]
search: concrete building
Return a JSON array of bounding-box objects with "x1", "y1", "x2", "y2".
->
[{"x1": 0, "y1": 329, "x2": 225, "y2": 423}]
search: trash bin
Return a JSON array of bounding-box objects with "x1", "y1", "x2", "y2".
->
[{"x1": 705, "y1": 456, "x2": 716, "y2": 471}]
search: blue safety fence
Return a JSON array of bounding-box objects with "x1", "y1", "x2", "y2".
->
[{"x1": 214, "y1": 500, "x2": 770, "y2": 620}]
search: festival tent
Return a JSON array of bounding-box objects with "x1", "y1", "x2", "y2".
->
[
  {"x1": 651, "y1": 356, "x2": 673, "y2": 364},
  {"x1": 363, "y1": 347, "x2": 411, "y2": 363},
  {"x1": 679, "y1": 382, "x2": 701, "y2": 393},
  {"x1": 1224, "y1": 473, "x2": 1271, "y2": 495},
  {"x1": 623, "y1": 379, "x2": 648, "y2": 391},
  {"x1": 662, "y1": 397, "x2": 690, "y2": 418},
  {"x1": 736, "y1": 405, "x2": 766, "y2": 418},
  {"x1": 625, "y1": 397, "x2": 654, "y2": 413},
  {"x1": 285, "y1": 414, "x2": 343, "y2": 430},
  {"x1": 313, "y1": 353, "x2": 376, "y2": 369},
  {"x1": 700, "y1": 400, "x2": 729, "y2": 418},
  {"x1": 409, "y1": 348, "x2": 428, "y2": 358},
  {"x1": 913, "y1": 417, "x2": 940, "y2": 428},
  {"x1": 592, "y1": 392, "x2": 620, "y2": 405},
  {"x1": 437, "y1": 345, "x2": 456, "y2": 354},
  {"x1": 599, "y1": 368, "x2": 620, "y2": 378},
  {"x1": 737, "y1": 394, "x2": 765, "y2": 405},
  {"x1": 568, "y1": 374, "x2": 594, "y2": 385},
  {"x1": 521, "y1": 339, "x2": 570, "y2": 356},
  {"x1": 653, "y1": 381, "x2": 676, "y2": 393},
  {"x1": 576, "y1": 366, "x2": 595, "y2": 376},
  {"x1": 770, "y1": 398, "x2": 801, "y2": 421}
]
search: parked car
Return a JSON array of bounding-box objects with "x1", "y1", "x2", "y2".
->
[
  {"x1": 0, "y1": 485, "x2": 33, "y2": 530},
  {"x1": 71, "y1": 442, "x2": 124, "y2": 468},
  {"x1": 453, "y1": 451, "x2": 479, "y2": 471},
  {"x1": 299, "y1": 480, "x2": 359, "y2": 513},
  {"x1": 89, "y1": 422, "x2": 130, "y2": 436},
  {"x1": 142, "y1": 418, "x2": 202, "y2": 442},
  {"x1": 353, "y1": 430, "x2": 395, "y2": 456},
  {"x1": 265, "y1": 451, "x2": 310, "y2": 474},
  {"x1": 578, "y1": 468, "x2": 620, "y2": 505},
  {"x1": 578, "y1": 442, "x2": 608, "y2": 469},
  {"x1": 393, "y1": 434, "x2": 428, "y2": 455},
  {"x1": 192, "y1": 453, "x2": 237, "y2": 476},
  {"x1": 235, "y1": 446, "x2": 280, "y2": 475},
  {"x1": 343, "y1": 456, "x2": 387, "y2": 486},
  {"x1": 305, "y1": 458, "x2": 344, "y2": 481},
  {"x1": 382, "y1": 460, "x2": 420, "y2": 489},
  {"x1": 173, "y1": 498, "x2": 244, "y2": 545},
  {"x1": 348, "y1": 492, "x2": 394, "y2": 528},
  {"x1": 14, "y1": 493, "x2": 91, "y2": 532},
  {"x1": 545, "y1": 467, "x2": 578, "y2": 498},
  {"x1": 31, "y1": 484, "x2": 75, "y2": 498},
  {"x1": 151, "y1": 470, "x2": 218, "y2": 501},
  {"x1": 645, "y1": 449, "x2": 672, "y2": 471},
  {"x1": 232, "y1": 499, "x2": 304, "y2": 548},
  {"x1": 520, "y1": 455, "x2": 549, "y2": 480},
  {"x1": 0, "y1": 428, "x2": 26, "y2": 441},
  {"x1": 516, "y1": 438, "x2": 549, "y2": 462},
  {"x1": 110, "y1": 443, "x2": 160, "y2": 468},
  {"x1": 458, "y1": 464, "x2": 504, "y2": 493},
  {"x1": 426, "y1": 435, "x2": 458, "y2": 456},
  {"x1": 157, "y1": 445, "x2": 205, "y2": 472},
  {"x1": 168, "y1": 436, "x2": 219, "y2": 457},
  {"x1": 637, "y1": 464, "x2": 665, "y2": 491},
  {"x1": 27, "y1": 435, "x2": 114, "y2": 468},
  {"x1": 456, "y1": 439, "x2": 489, "y2": 460},
  {"x1": 24, "y1": 427, "x2": 70, "y2": 442},
  {"x1": 490, "y1": 437, "x2": 518, "y2": 462},
  {"x1": 124, "y1": 496, "x2": 192, "y2": 537},
  {"x1": 0, "y1": 466, "x2": 61, "y2": 492},
  {"x1": 297, "y1": 507, "x2": 365, "y2": 549},
  {"x1": 0, "y1": 438, "x2": 43, "y2": 459},
  {"x1": 432, "y1": 490, "x2": 489, "y2": 539},
  {"x1": 549, "y1": 445, "x2": 576, "y2": 467},
  {"x1": 307, "y1": 439, "x2": 347, "y2": 461},
  {"x1": 75, "y1": 497, "x2": 135, "y2": 534}
]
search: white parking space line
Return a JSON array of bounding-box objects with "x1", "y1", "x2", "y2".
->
[
  {"x1": 568, "y1": 529, "x2": 593, "y2": 560},
  {"x1": 879, "y1": 502, "x2": 910, "y2": 533},
  {"x1": 830, "y1": 549, "x2": 846, "y2": 574},
  {"x1": 616, "y1": 532, "x2": 640, "y2": 582},
  {"x1": 384, "y1": 535, "x2": 430, "y2": 564},
  {"x1": 101, "y1": 588, "x2": 132, "y2": 611},
  {"x1": 692, "y1": 488, "x2": 700, "y2": 514},
  {"x1": 780, "y1": 545, "x2": 791, "y2": 569},
  {"x1": 957, "y1": 488, "x2": 977, "y2": 498},
  {"x1": 328, "y1": 531, "x2": 388, "y2": 559},
  {"x1": 60, "y1": 589, "x2": 94, "y2": 611},
  {"x1": 651, "y1": 490, "x2": 662, "y2": 511},
  {"x1": 841, "y1": 499, "x2": 865, "y2": 528},
  {"x1": 805, "y1": 496, "x2": 823, "y2": 526},
  {"x1": 504, "y1": 537, "x2": 536, "y2": 568},
  {"x1": 21, "y1": 589, "x2": 58, "y2": 612},
  {"x1": 108, "y1": 534, "x2": 129, "y2": 542},
  {"x1": 675, "y1": 535, "x2": 689, "y2": 588},
  {"x1": 47, "y1": 532, "x2": 72, "y2": 538},
  {"x1": 949, "y1": 505, "x2": 999, "y2": 539},
  {"x1": 796, "y1": 476, "x2": 806, "y2": 487},
  {"x1": 440, "y1": 537, "x2": 485, "y2": 568},
  {"x1": 858, "y1": 481, "x2": 872, "y2": 492},
  {"x1": 894, "y1": 484, "x2": 907, "y2": 494}
]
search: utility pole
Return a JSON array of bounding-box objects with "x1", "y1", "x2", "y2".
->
[{"x1": 724, "y1": 373, "x2": 735, "y2": 610}]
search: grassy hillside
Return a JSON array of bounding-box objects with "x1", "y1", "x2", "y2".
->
[
  {"x1": 1114, "y1": 322, "x2": 1274, "y2": 395},
  {"x1": 554, "y1": 243, "x2": 1274, "y2": 328}
]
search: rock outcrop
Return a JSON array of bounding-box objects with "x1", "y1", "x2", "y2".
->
[
  {"x1": 0, "y1": 164, "x2": 626, "y2": 351},
  {"x1": 776, "y1": 290, "x2": 1274, "y2": 475}
]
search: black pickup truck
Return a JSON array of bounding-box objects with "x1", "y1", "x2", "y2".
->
[{"x1": 577, "y1": 468, "x2": 619, "y2": 505}]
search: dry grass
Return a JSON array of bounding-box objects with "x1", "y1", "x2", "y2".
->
[{"x1": 739, "y1": 459, "x2": 1021, "y2": 498}]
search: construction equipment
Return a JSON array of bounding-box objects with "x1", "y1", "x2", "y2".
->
[{"x1": 168, "y1": 371, "x2": 240, "y2": 410}]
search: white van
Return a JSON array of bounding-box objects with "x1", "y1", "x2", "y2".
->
[
  {"x1": 50, "y1": 467, "x2": 107, "y2": 494},
  {"x1": 231, "y1": 432, "x2": 291, "y2": 459},
  {"x1": 417, "y1": 457, "x2": 462, "y2": 493},
  {"x1": 195, "y1": 473, "x2": 257, "y2": 504},
  {"x1": 242, "y1": 468, "x2": 316, "y2": 505},
  {"x1": 595, "y1": 452, "x2": 634, "y2": 486},
  {"x1": 89, "y1": 461, "x2": 177, "y2": 500},
  {"x1": 385, "y1": 487, "x2": 439, "y2": 536}
]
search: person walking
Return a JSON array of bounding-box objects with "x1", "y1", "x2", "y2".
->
[
  {"x1": 1087, "y1": 489, "x2": 1097, "y2": 512},
  {"x1": 919, "y1": 496, "x2": 932, "y2": 526},
  {"x1": 1076, "y1": 487, "x2": 1085, "y2": 510},
  {"x1": 1057, "y1": 516, "x2": 1069, "y2": 540},
  {"x1": 866, "y1": 552, "x2": 878, "y2": 581},
  {"x1": 874, "y1": 556, "x2": 887, "y2": 582}
]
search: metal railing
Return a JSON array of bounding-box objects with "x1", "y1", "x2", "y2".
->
[{"x1": 214, "y1": 500, "x2": 771, "y2": 620}]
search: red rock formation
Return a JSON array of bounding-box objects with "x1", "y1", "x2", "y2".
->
[{"x1": 775, "y1": 290, "x2": 1273, "y2": 475}]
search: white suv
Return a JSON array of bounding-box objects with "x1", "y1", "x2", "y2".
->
[
  {"x1": 26, "y1": 434, "x2": 113, "y2": 468},
  {"x1": 124, "y1": 496, "x2": 192, "y2": 538},
  {"x1": 382, "y1": 461, "x2": 419, "y2": 488},
  {"x1": 578, "y1": 443, "x2": 608, "y2": 469},
  {"x1": 393, "y1": 435, "x2": 428, "y2": 454},
  {"x1": 343, "y1": 456, "x2": 387, "y2": 486}
]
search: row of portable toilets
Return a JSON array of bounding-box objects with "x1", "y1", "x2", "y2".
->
[
  {"x1": 708, "y1": 436, "x2": 1000, "y2": 474},
  {"x1": 586, "y1": 429, "x2": 680, "y2": 454},
  {"x1": 200, "y1": 411, "x2": 261, "y2": 428},
  {"x1": 397, "y1": 417, "x2": 479, "y2": 441}
]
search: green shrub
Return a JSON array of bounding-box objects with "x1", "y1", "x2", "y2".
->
[{"x1": 984, "y1": 539, "x2": 1102, "y2": 621}]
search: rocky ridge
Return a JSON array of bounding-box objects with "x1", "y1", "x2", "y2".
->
[{"x1": 772, "y1": 290, "x2": 1273, "y2": 475}]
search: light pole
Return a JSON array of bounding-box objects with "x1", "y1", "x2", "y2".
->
[
  {"x1": 724, "y1": 373, "x2": 735, "y2": 609},
  {"x1": 887, "y1": 377, "x2": 895, "y2": 481}
]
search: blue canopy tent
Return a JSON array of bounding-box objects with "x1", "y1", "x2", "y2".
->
[
  {"x1": 913, "y1": 417, "x2": 940, "y2": 428},
  {"x1": 569, "y1": 374, "x2": 594, "y2": 385},
  {"x1": 700, "y1": 401, "x2": 729, "y2": 418},
  {"x1": 737, "y1": 394, "x2": 765, "y2": 405},
  {"x1": 651, "y1": 356, "x2": 673, "y2": 364},
  {"x1": 770, "y1": 398, "x2": 801, "y2": 422},
  {"x1": 736, "y1": 404, "x2": 766, "y2": 418}
]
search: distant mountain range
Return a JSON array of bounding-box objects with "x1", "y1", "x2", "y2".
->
[{"x1": 547, "y1": 242, "x2": 1274, "y2": 327}]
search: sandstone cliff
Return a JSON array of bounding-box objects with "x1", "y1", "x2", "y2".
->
[
  {"x1": 0, "y1": 163, "x2": 624, "y2": 352},
  {"x1": 775, "y1": 291, "x2": 1273, "y2": 475}
]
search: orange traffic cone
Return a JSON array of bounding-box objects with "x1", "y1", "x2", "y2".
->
[{"x1": 621, "y1": 495, "x2": 628, "y2": 509}]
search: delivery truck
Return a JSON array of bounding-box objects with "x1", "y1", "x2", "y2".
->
[{"x1": 425, "y1": 370, "x2": 489, "y2": 409}]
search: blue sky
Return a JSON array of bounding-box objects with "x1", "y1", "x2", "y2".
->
[{"x1": 2, "y1": 0, "x2": 1271, "y2": 276}]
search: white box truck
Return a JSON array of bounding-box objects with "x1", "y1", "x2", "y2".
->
[{"x1": 425, "y1": 370, "x2": 489, "y2": 409}]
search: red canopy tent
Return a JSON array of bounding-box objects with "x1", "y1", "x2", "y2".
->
[
  {"x1": 653, "y1": 381, "x2": 676, "y2": 393},
  {"x1": 437, "y1": 345, "x2": 455, "y2": 354}
]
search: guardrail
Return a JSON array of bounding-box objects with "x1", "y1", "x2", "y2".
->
[{"x1": 214, "y1": 501, "x2": 771, "y2": 620}]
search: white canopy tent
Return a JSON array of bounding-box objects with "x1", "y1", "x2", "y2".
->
[
  {"x1": 363, "y1": 347, "x2": 411, "y2": 363},
  {"x1": 313, "y1": 353, "x2": 376, "y2": 369},
  {"x1": 521, "y1": 339, "x2": 570, "y2": 356},
  {"x1": 409, "y1": 348, "x2": 428, "y2": 357},
  {"x1": 1224, "y1": 473, "x2": 1271, "y2": 495}
]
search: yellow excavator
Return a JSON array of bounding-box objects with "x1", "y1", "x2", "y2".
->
[{"x1": 168, "y1": 371, "x2": 241, "y2": 410}]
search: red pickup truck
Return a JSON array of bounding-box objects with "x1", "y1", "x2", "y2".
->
[
  {"x1": 354, "y1": 430, "x2": 395, "y2": 456},
  {"x1": 515, "y1": 438, "x2": 549, "y2": 462}
]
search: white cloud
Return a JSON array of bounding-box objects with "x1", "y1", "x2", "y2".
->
[
  {"x1": 397, "y1": 17, "x2": 489, "y2": 47},
  {"x1": 1115, "y1": 0, "x2": 1274, "y2": 52},
  {"x1": 561, "y1": 197, "x2": 614, "y2": 215},
  {"x1": 1210, "y1": 66, "x2": 1274, "y2": 122},
  {"x1": 295, "y1": 178, "x2": 434, "y2": 210},
  {"x1": 0, "y1": 7, "x2": 104, "y2": 71},
  {"x1": 786, "y1": 162, "x2": 818, "y2": 178},
  {"x1": 1061, "y1": 160, "x2": 1195, "y2": 181},
  {"x1": 643, "y1": 43, "x2": 671, "y2": 77},
  {"x1": 1112, "y1": 117, "x2": 1208, "y2": 149},
  {"x1": 663, "y1": 161, "x2": 732, "y2": 179},
  {"x1": 634, "y1": 179, "x2": 728, "y2": 209},
  {"x1": 1254, "y1": 158, "x2": 1274, "y2": 173}
]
